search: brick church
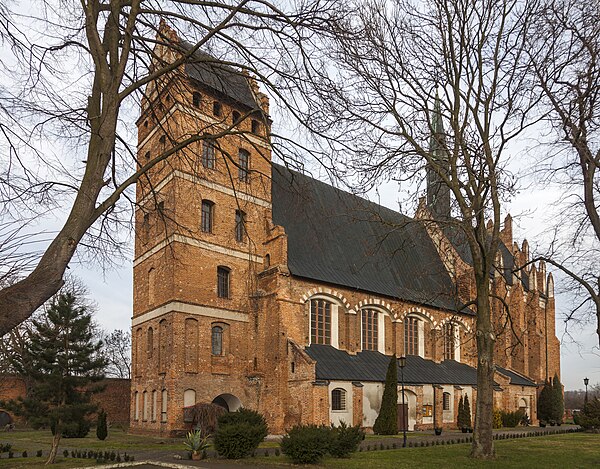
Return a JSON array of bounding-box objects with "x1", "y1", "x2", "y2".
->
[{"x1": 130, "y1": 24, "x2": 561, "y2": 435}]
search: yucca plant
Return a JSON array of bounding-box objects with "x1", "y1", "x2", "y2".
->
[{"x1": 184, "y1": 430, "x2": 210, "y2": 460}]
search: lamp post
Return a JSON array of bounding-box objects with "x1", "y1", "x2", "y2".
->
[
  {"x1": 584, "y1": 377, "x2": 589, "y2": 405},
  {"x1": 399, "y1": 355, "x2": 407, "y2": 448}
]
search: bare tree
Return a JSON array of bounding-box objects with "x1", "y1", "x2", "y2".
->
[
  {"x1": 526, "y1": 0, "x2": 600, "y2": 346},
  {"x1": 0, "y1": 0, "x2": 338, "y2": 335},
  {"x1": 100, "y1": 329, "x2": 131, "y2": 379},
  {"x1": 307, "y1": 0, "x2": 538, "y2": 458}
]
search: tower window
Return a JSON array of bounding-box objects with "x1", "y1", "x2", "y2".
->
[
  {"x1": 144, "y1": 151, "x2": 150, "y2": 160},
  {"x1": 213, "y1": 101, "x2": 222, "y2": 117},
  {"x1": 211, "y1": 325, "x2": 223, "y2": 355},
  {"x1": 238, "y1": 149, "x2": 249, "y2": 181},
  {"x1": 310, "y1": 299, "x2": 331, "y2": 345},
  {"x1": 235, "y1": 210, "x2": 246, "y2": 242},
  {"x1": 361, "y1": 309, "x2": 378, "y2": 351},
  {"x1": 232, "y1": 111, "x2": 241, "y2": 124},
  {"x1": 159, "y1": 134, "x2": 166, "y2": 146},
  {"x1": 192, "y1": 92, "x2": 201, "y2": 108},
  {"x1": 201, "y1": 200, "x2": 214, "y2": 233},
  {"x1": 217, "y1": 266, "x2": 230, "y2": 298},
  {"x1": 251, "y1": 119, "x2": 260, "y2": 134},
  {"x1": 404, "y1": 317, "x2": 419, "y2": 356},
  {"x1": 331, "y1": 388, "x2": 346, "y2": 411},
  {"x1": 147, "y1": 327, "x2": 154, "y2": 358},
  {"x1": 202, "y1": 140, "x2": 216, "y2": 169}
]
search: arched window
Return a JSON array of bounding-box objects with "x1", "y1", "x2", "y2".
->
[
  {"x1": 152, "y1": 390, "x2": 157, "y2": 421},
  {"x1": 217, "y1": 266, "x2": 230, "y2": 298},
  {"x1": 201, "y1": 200, "x2": 214, "y2": 233},
  {"x1": 183, "y1": 389, "x2": 196, "y2": 408},
  {"x1": 361, "y1": 309, "x2": 378, "y2": 351},
  {"x1": 443, "y1": 392, "x2": 451, "y2": 411},
  {"x1": 404, "y1": 317, "x2": 419, "y2": 356},
  {"x1": 331, "y1": 388, "x2": 346, "y2": 411},
  {"x1": 212, "y1": 325, "x2": 223, "y2": 355},
  {"x1": 142, "y1": 391, "x2": 148, "y2": 421},
  {"x1": 192, "y1": 92, "x2": 201, "y2": 108},
  {"x1": 443, "y1": 323, "x2": 456, "y2": 361},
  {"x1": 159, "y1": 319, "x2": 168, "y2": 373},
  {"x1": 310, "y1": 298, "x2": 332, "y2": 345},
  {"x1": 161, "y1": 389, "x2": 168, "y2": 422},
  {"x1": 235, "y1": 210, "x2": 246, "y2": 242},
  {"x1": 147, "y1": 327, "x2": 154, "y2": 358},
  {"x1": 213, "y1": 101, "x2": 222, "y2": 117},
  {"x1": 264, "y1": 254, "x2": 270, "y2": 268},
  {"x1": 135, "y1": 328, "x2": 142, "y2": 376},
  {"x1": 232, "y1": 110, "x2": 241, "y2": 124},
  {"x1": 202, "y1": 140, "x2": 215, "y2": 169},
  {"x1": 134, "y1": 391, "x2": 139, "y2": 420},
  {"x1": 238, "y1": 149, "x2": 249, "y2": 181},
  {"x1": 251, "y1": 119, "x2": 260, "y2": 134}
]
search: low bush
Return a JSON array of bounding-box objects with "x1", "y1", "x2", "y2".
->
[
  {"x1": 214, "y1": 409, "x2": 268, "y2": 459},
  {"x1": 329, "y1": 422, "x2": 364, "y2": 458},
  {"x1": 501, "y1": 409, "x2": 525, "y2": 428},
  {"x1": 280, "y1": 424, "x2": 332, "y2": 464}
]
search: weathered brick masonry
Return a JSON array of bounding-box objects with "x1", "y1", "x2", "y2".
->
[{"x1": 130, "y1": 23, "x2": 560, "y2": 435}]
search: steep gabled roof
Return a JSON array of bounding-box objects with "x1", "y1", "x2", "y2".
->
[
  {"x1": 271, "y1": 164, "x2": 466, "y2": 313},
  {"x1": 496, "y1": 366, "x2": 537, "y2": 387},
  {"x1": 180, "y1": 43, "x2": 261, "y2": 110}
]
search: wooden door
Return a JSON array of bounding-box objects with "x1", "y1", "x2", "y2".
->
[{"x1": 397, "y1": 403, "x2": 408, "y2": 431}]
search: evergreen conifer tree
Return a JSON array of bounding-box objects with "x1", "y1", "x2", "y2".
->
[
  {"x1": 457, "y1": 395, "x2": 465, "y2": 429},
  {"x1": 373, "y1": 354, "x2": 398, "y2": 435},
  {"x1": 97, "y1": 409, "x2": 108, "y2": 440},
  {"x1": 463, "y1": 395, "x2": 472, "y2": 429},
  {"x1": 2, "y1": 292, "x2": 106, "y2": 463},
  {"x1": 551, "y1": 374, "x2": 564, "y2": 424},
  {"x1": 537, "y1": 380, "x2": 553, "y2": 422}
]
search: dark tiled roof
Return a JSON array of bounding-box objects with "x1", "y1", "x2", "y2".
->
[
  {"x1": 496, "y1": 366, "x2": 537, "y2": 387},
  {"x1": 305, "y1": 344, "x2": 483, "y2": 386},
  {"x1": 181, "y1": 43, "x2": 260, "y2": 110},
  {"x1": 271, "y1": 164, "x2": 466, "y2": 313}
]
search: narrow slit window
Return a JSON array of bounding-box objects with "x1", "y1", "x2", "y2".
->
[
  {"x1": 238, "y1": 149, "x2": 249, "y2": 181},
  {"x1": 201, "y1": 200, "x2": 214, "y2": 233},
  {"x1": 202, "y1": 140, "x2": 216, "y2": 169},
  {"x1": 217, "y1": 266, "x2": 230, "y2": 298},
  {"x1": 235, "y1": 210, "x2": 246, "y2": 242}
]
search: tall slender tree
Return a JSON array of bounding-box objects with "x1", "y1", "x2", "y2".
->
[
  {"x1": 373, "y1": 354, "x2": 398, "y2": 435},
  {"x1": 2, "y1": 292, "x2": 106, "y2": 464},
  {"x1": 551, "y1": 374, "x2": 564, "y2": 424}
]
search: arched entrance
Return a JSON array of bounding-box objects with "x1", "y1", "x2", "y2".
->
[
  {"x1": 398, "y1": 390, "x2": 417, "y2": 431},
  {"x1": 519, "y1": 397, "x2": 529, "y2": 417},
  {"x1": 212, "y1": 393, "x2": 242, "y2": 412}
]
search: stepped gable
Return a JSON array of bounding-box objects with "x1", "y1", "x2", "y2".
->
[
  {"x1": 271, "y1": 163, "x2": 465, "y2": 313},
  {"x1": 180, "y1": 42, "x2": 260, "y2": 110}
]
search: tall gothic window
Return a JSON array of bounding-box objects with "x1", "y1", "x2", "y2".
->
[
  {"x1": 235, "y1": 210, "x2": 246, "y2": 242},
  {"x1": 361, "y1": 309, "x2": 378, "y2": 351},
  {"x1": 443, "y1": 322, "x2": 455, "y2": 360},
  {"x1": 404, "y1": 317, "x2": 419, "y2": 356},
  {"x1": 217, "y1": 266, "x2": 230, "y2": 298},
  {"x1": 147, "y1": 327, "x2": 153, "y2": 358},
  {"x1": 201, "y1": 200, "x2": 214, "y2": 233},
  {"x1": 310, "y1": 299, "x2": 331, "y2": 345},
  {"x1": 212, "y1": 325, "x2": 223, "y2": 355},
  {"x1": 238, "y1": 149, "x2": 249, "y2": 181},
  {"x1": 202, "y1": 140, "x2": 215, "y2": 168},
  {"x1": 331, "y1": 388, "x2": 346, "y2": 411}
]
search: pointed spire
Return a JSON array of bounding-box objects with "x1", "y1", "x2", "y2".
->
[{"x1": 426, "y1": 90, "x2": 451, "y2": 220}]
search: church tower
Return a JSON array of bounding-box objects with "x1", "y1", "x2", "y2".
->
[
  {"x1": 130, "y1": 23, "x2": 273, "y2": 434},
  {"x1": 426, "y1": 95, "x2": 451, "y2": 219}
]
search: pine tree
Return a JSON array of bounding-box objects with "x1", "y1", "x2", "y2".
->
[
  {"x1": 463, "y1": 395, "x2": 472, "y2": 429},
  {"x1": 457, "y1": 395, "x2": 464, "y2": 429},
  {"x1": 373, "y1": 354, "x2": 398, "y2": 435},
  {"x1": 537, "y1": 380, "x2": 553, "y2": 423},
  {"x1": 551, "y1": 374, "x2": 564, "y2": 424},
  {"x1": 2, "y1": 292, "x2": 106, "y2": 463},
  {"x1": 97, "y1": 409, "x2": 108, "y2": 441}
]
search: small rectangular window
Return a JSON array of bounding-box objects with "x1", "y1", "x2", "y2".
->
[
  {"x1": 192, "y1": 92, "x2": 201, "y2": 108},
  {"x1": 202, "y1": 140, "x2": 216, "y2": 169},
  {"x1": 213, "y1": 101, "x2": 222, "y2": 117},
  {"x1": 235, "y1": 210, "x2": 246, "y2": 242},
  {"x1": 217, "y1": 267, "x2": 230, "y2": 298},
  {"x1": 251, "y1": 119, "x2": 260, "y2": 134},
  {"x1": 238, "y1": 149, "x2": 249, "y2": 181},
  {"x1": 443, "y1": 392, "x2": 451, "y2": 411},
  {"x1": 201, "y1": 200, "x2": 214, "y2": 233}
]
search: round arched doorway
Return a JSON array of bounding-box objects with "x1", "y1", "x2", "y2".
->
[{"x1": 212, "y1": 393, "x2": 242, "y2": 412}]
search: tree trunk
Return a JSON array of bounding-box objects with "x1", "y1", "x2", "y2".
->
[
  {"x1": 471, "y1": 274, "x2": 496, "y2": 459},
  {"x1": 46, "y1": 430, "x2": 61, "y2": 465}
]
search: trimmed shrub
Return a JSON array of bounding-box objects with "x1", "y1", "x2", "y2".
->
[
  {"x1": 463, "y1": 395, "x2": 472, "y2": 429},
  {"x1": 551, "y1": 374, "x2": 564, "y2": 424},
  {"x1": 373, "y1": 354, "x2": 398, "y2": 435},
  {"x1": 538, "y1": 380, "x2": 553, "y2": 422},
  {"x1": 96, "y1": 409, "x2": 108, "y2": 440},
  {"x1": 280, "y1": 424, "x2": 332, "y2": 464},
  {"x1": 493, "y1": 408, "x2": 503, "y2": 429},
  {"x1": 214, "y1": 408, "x2": 268, "y2": 459},
  {"x1": 501, "y1": 409, "x2": 525, "y2": 427},
  {"x1": 329, "y1": 422, "x2": 364, "y2": 458},
  {"x1": 457, "y1": 395, "x2": 465, "y2": 429}
]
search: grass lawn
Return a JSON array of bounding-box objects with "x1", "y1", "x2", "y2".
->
[
  {"x1": 250, "y1": 433, "x2": 600, "y2": 469},
  {"x1": 0, "y1": 457, "x2": 93, "y2": 468}
]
